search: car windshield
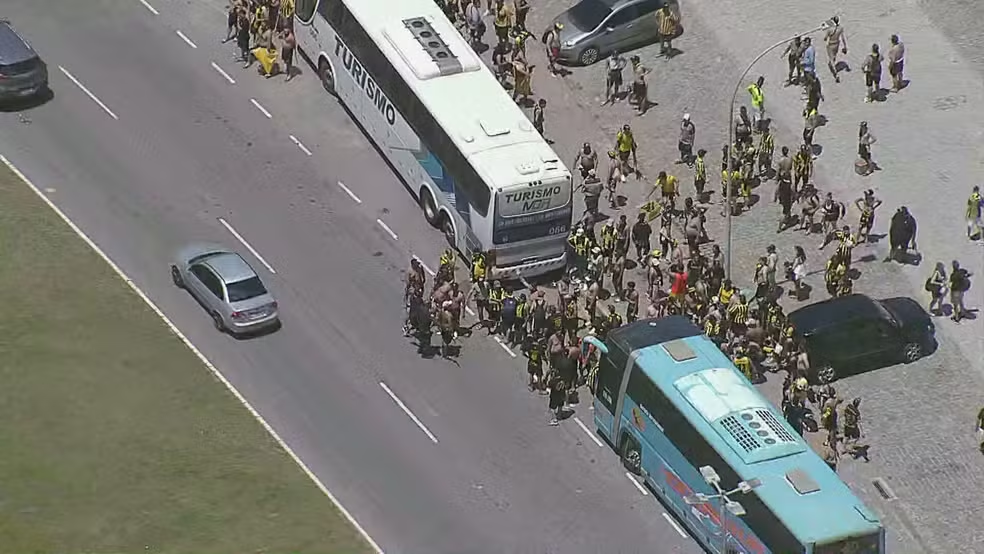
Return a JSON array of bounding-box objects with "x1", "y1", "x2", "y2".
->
[
  {"x1": 227, "y1": 276, "x2": 267, "y2": 302},
  {"x1": 874, "y1": 300, "x2": 897, "y2": 325},
  {"x1": 568, "y1": 0, "x2": 613, "y2": 30}
]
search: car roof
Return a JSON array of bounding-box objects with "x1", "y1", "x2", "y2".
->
[
  {"x1": 787, "y1": 294, "x2": 888, "y2": 336},
  {"x1": 202, "y1": 252, "x2": 257, "y2": 284},
  {"x1": 0, "y1": 21, "x2": 39, "y2": 66}
]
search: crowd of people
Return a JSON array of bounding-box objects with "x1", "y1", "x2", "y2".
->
[
  {"x1": 224, "y1": 0, "x2": 297, "y2": 81},
  {"x1": 404, "y1": 3, "x2": 983, "y2": 449}
]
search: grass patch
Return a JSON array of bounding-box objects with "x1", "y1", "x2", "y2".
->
[{"x1": 0, "y1": 163, "x2": 372, "y2": 554}]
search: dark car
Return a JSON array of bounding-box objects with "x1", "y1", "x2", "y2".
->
[
  {"x1": 0, "y1": 20, "x2": 49, "y2": 103},
  {"x1": 787, "y1": 294, "x2": 935, "y2": 384}
]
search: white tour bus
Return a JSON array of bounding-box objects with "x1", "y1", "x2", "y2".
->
[{"x1": 294, "y1": 0, "x2": 573, "y2": 278}]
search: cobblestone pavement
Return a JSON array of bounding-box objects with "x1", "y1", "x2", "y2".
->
[{"x1": 472, "y1": 0, "x2": 984, "y2": 551}]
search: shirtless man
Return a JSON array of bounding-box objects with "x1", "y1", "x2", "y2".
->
[{"x1": 824, "y1": 16, "x2": 848, "y2": 82}]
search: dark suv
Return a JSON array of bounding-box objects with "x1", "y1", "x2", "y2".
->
[
  {"x1": 787, "y1": 294, "x2": 935, "y2": 384},
  {"x1": 0, "y1": 20, "x2": 49, "y2": 103}
]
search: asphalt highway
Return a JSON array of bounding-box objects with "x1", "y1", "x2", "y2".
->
[{"x1": 0, "y1": 1, "x2": 702, "y2": 552}]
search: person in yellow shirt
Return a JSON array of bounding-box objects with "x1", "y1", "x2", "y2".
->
[
  {"x1": 647, "y1": 171, "x2": 679, "y2": 213},
  {"x1": 747, "y1": 76, "x2": 766, "y2": 131},
  {"x1": 615, "y1": 124, "x2": 639, "y2": 177}
]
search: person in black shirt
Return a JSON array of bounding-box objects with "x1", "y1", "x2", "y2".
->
[
  {"x1": 949, "y1": 260, "x2": 973, "y2": 322},
  {"x1": 631, "y1": 212, "x2": 652, "y2": 264}
]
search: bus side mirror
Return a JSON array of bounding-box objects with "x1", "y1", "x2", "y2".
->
[{"x1": 583, "y1": 336, "x2": 608, "y2": 354}]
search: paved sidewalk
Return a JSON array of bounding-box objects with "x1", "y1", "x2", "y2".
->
[{"x1": 484, "y1": 0, "x2": 984, "y2": 552}]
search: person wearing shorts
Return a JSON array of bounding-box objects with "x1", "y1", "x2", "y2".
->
[{"x1": 888, "y1": 34, "x2": 905, "y2": 91}]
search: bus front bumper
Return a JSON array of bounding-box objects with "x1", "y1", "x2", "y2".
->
[{"x1": 491, "y1": 251, "x2": 567, "y2": 281}]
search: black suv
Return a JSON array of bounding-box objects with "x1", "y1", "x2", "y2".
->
[
  {"x1": 787, "y1": 294, "x2": 935, "y2": 384},
  {"x1": 0, "y1": 20, "x2": 49, "y2": 104}
]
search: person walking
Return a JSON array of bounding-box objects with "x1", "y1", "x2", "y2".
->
[
  {"x1": 800, "y1": 37, "x2": 816, "y2": 80},
  {"x1": 823, "y1": 16, "x2": 848, "y2": 82},
  {"x1": 655, "y1": 4, "x2": 678, "y2": 56},
  {"x1": 926, "y1": 262, "x2": 947, "y2": 315},
  {"x1": 677, "y1": 113, "x2": 695, "y2": 165},
  {"x1": 967, "y1": 185, "x2": 983, "y2": 240},
  {"x1": 781, "y1": 36, "x2": 805, "y2": 86},
  {"x1": 747, "y1": 76, "x2": 766, "y2": 131},
  {"x1": 949, "y1": 260, "x2": 972, "y2": 322},
  {"x1": 280, "y1": 25, "x2": 296, "y2": 82},
  {"x1": 857, "y1": 121, "x2": 877, "y2": 174},
  {"x1": 603, "y1": 51, "x2": 626, "y2": 105},
  {"x1": 887, "y1": 34, "x2": 905, "y2": 92},
  {"x1": 862, "y1": 43, "x2": 883, "y2": 103}
]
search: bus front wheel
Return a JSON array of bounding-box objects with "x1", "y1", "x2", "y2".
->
[
  {"x1": 318, "y1": 58, "x2": 337, "y2": 97},
  {"x1": 419, "y1": 188, "x2": 439, "y2": 226},
  {"x1": 621, "y1": 436, "x2": 643, "y2": 475}
]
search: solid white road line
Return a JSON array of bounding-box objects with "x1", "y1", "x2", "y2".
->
[
  {"x1": 662, "y1": 512, "x2": 689, "y2": 539},
  {"x1": 210, "y1": 61, "x2": 236, "y2": 84},
  {"x1": 289, "y1": 135, "x2": 313, "y2": 156},
  {"x1": 464, "y1": 306, "x2": 476, "y2": 317},
  {"x1": 379, "y1": 382, "x2": 439, "y2": 444},
  {"x1": 250, "y1": 98, "x2": 273, "y2": 119},
  {"x1": 175, "y1": 29, "x2": 198, "y2": 49},
  {"x1": 58, "y1": 66, "x2": 119, "y2": 121},
  {"x1": 572, "y1": 416, "x2": 604, "y2": 447},
  {"x1": 626, "y1": 472, "x2": 649, "y2": 496},
  {"x1": 139, "y1": 0, "x2": 160, "y2": 15},
  {"x1": 0, "y1": 154, "x2": 384, "y2": 554},
  {"x1": 412, "y1": 255, "x2": 436, "y2": 277},
  {"x1": 493, "y1": 336, "x2": 517, "y2": 358},
  {"x1": 217, "y1": 217, "x2": 277, "y2": 274},
  {"x1": 337, "y1": 181, "x2": 362, "y2": 204},
  {"x1": 376, "y1": 219, "x2": 399, "y2": 241}
]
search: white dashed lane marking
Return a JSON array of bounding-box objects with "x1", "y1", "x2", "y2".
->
[
  {"x1": 379, "y1": 382, "x2": 439, "y2": 444},
  {"x1": 175, "y1": 29, "x2": 198, "y2": 49},
  {"x1": 250, "y1": 98, "x2": 273, "y2": 119},
  {"x1": 573, "y1": 416, "x2": 604, "y2": 447},
  {"x1": 139, "y1": 0, "x2": 159, "y2": 15},
  {"x1": 58, "y1": 66, "x2": 119, "y2": 121},
  {"x1": 376, "y1": 219, "x2": 399, "y2": 241},
  {"x1": 289, "y1": 135, "x2": 313, "y2": 156},
  {"x1": 337, "y1": 181, "x2": 362, "y2": 204},
  {"x1": 662, "y1": 512, "x2": 689, "y2": 539},
  {"x1": 210, "y1": 61, "x2": 236, "y2": 84},
  {"x1": 218, "y1": 217, "x2": 277, "y2": 274},
  {"x1": 493, "y1": 336, "x2": 517, "y2": 358},
  {"x1": 626, "y1": 473, "x2": 649, "y2": 496}
]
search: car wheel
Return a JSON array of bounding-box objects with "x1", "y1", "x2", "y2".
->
[
  {"x1": 902, "y1": 341, "x2": 922, "y2": 363},
  {"x1": 816, "y1": 364, "x2": 837, "y2": 384},
  {"x1": 211, "y1": 311, "x2": 226, "y2": 333},
  {"x1": 318, "y1": 57, "x2": 336, "y2": 96},
  {"x1": 579, "y1": 46, "x2": 600, "y2": 65},
  {"x1": 170, "y1": 265, "x2": 184, "y2": 289},
  {"x1": 621, "y1": 437, "x2": 643, "y2": 475},
  {"x1": 419, "y1": 188, "x2": 439, "y2": 226}
]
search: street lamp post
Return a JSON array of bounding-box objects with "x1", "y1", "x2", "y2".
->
[
  {"x1": 724, "y1": 21, "x2": 832, "y2": 279},
  {"x1": 683, "y1": 465, "x2": 762, "y2": 553}
]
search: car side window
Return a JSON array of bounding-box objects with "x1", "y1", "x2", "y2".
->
[
  {"x1": 606, "y1": 5, "x2": 641, "y2": 28},
  {"x1": 190, "y1": 264, "x2": 224, "y2": 299}
]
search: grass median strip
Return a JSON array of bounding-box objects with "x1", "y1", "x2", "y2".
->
[{"x1": 0, "y1": 164, "x2": 372, "y2": 553}]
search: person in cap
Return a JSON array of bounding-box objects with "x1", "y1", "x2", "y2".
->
[{"x1": 677, "y1": 113, "x2": 696, "y2": 165}]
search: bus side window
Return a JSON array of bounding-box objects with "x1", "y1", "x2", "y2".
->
[{"x1": 626, "y1": 366, "x2": 665, "y2": 429}]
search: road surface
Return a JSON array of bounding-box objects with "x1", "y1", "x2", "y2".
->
[{"x1": 0, "y1": 1, "x2": 701, "y2": 553}]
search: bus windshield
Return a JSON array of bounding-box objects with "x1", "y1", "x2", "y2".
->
[{"x1": 493, "y1": 179, "x2": 572, "y2": 245}]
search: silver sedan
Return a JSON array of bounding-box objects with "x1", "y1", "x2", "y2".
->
[{"x1": 171, "y1": 243, "x2": 280, "y2": 336}]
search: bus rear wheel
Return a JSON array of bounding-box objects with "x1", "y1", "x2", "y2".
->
[
  {"x1": 318, "y1": 58, "x2": 336, "y2": 96},
  {"x1": 419, "y1": 188, "x2": 439, "y2": 226},
  {"x1": 621, "y1": 437, "x2": 642, "y2": 475},
  {"x1": 440, "y1": 215, "x2": 456, "y2": 247}
]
